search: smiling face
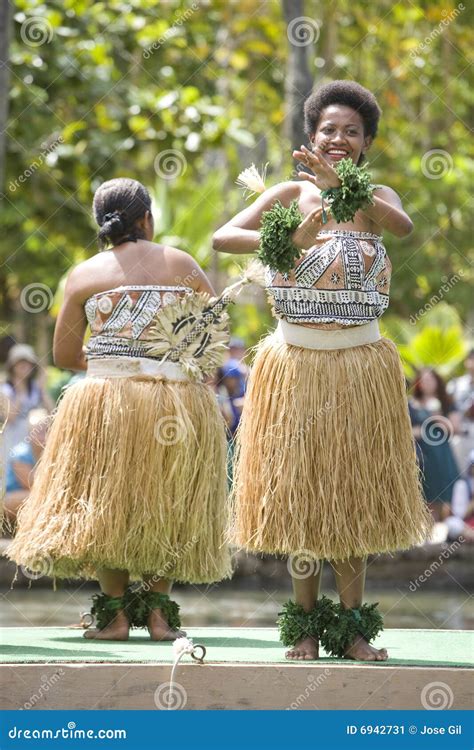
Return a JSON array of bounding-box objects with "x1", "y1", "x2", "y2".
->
[{"x1": 310, "y1": 105, "x2": 372, "y2": 166}]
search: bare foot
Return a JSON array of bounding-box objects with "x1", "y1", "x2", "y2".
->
[
  {"x1": 147, "y1": 609, "x2": 187, "y2": 641},
  {"x1": 83, "y1": 610, "x2": 129, "y2": 641},
  {"x1": 285, "y1": 635, "x2": 319, "y2": 661},
  {"x1": 343, "y1": 633, "x2": 388, "y2": 661}
]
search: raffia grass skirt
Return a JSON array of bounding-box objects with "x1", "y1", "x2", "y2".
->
[
  {"x1": 8, "y1": 375, "x2": 231, "y2": 583},
  {"x1": 231, "y1": 335, "x2": 433, "y2": 561}
]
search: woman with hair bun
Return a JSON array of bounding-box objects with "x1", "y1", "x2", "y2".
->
[{"x1": 9, "y1": 177, "x2": 232, "y2": 641}]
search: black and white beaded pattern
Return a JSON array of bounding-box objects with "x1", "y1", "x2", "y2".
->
[
  {"x1": 293, "y1": 239, "x2": 340, "y2": 288},
  {"x1": 85, "y1": 286, "x2": 193, "y2": 361},
  {"x1": 266, "y1": 230, "x2": 390, "y2": 326}
]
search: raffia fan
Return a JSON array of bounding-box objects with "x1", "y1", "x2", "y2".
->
[{"x1": 144, "y1": 260, "x2": 266, "y2": 380}]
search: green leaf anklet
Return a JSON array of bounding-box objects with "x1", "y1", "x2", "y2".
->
[
  {"x1": 124, "y1": 588, "x2": 181, "y2": 630},
  {"x1": 320, "y1": 601, "x2": 384, "y2": 658},
  {"x1": 277, "y1": 595, "x2": 335, "y2": 647},
  {"x1": 89, "y1": 593, "x2": 127, "y2": 631}
]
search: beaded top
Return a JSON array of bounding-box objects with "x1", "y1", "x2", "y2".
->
[
  {"x1": 84, "y1": 285, "x2": 193, "y2": 361},
  {"x1": 83, "y1": 285, "x2": 230, "y2": 380},
  {"x1": 266, "y1": 229, "x2": 391, "y2": 327}
]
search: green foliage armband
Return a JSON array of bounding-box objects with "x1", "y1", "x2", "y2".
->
[{"x1": 258, "y1": 199, "x2": 303, "y2": 276}]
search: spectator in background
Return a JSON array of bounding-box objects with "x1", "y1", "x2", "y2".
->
[
  {"x1": 0, "y1": 344, "x2": 53, "y2": 457},
  {"x1": 218, "y1": 359, "x2": 246, "y2": 437},
  {"x1": 446, "y1": 450, "x2": 474, "y2": 542},
  {"x1": 3, "y1": 409, "x2": 49, "y2": 527},
  {"x1": 228, "y1": 337, "x2": 249, "y2": 396},
  {"x1": 409, "y1": 367, "x2": 461, "y2": 521},
  {"x1": 215, "y1": 359, "x2": 246, "y2": 487},
  {"x1": 448, "y1": 349, "x2": 474, "y2": 470},
  {"x1": 448, "y1": 349, "x2": 474, "y2": 420}
]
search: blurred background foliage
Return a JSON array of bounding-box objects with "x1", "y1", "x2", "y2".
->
[{"x1": 0, "y1": 0, "x2": 472, "y2": 368}]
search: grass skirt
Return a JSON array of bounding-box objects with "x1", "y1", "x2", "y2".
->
[
  {"x1": 8, "y1": 375, "x2": 231, "y2": 583},
  {"x1": 231, "y1": 335, "x2": 433, "y2": 561}
]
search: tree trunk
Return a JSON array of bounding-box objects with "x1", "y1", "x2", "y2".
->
[
  {"x1": 0, "y1": 0, "x2": 12, "y2": 193},
  {"x1": 282, "y1": 0, "x2": 315, "y2": 151}
]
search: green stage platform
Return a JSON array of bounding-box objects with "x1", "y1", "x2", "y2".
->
[
  {"x1": 2, "y1": 628, "x2": 472, "y2": 710},
  {"x1": 1, "y1": 627, "x2": 473, "y2": 667}
]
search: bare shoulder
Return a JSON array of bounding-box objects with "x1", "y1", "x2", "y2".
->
[
  {"x1": 262, "y1": 180, "x2": 302, "y2": 207},
  {"x1": 161, "y1": 244, "x2": 205, "y2": 288},
  {"x1": 161, "y1": 244, "x2": 197, "y2": 271},
  {"x1": 62, "y1": 257, "x2": 102, "y2": 301}
]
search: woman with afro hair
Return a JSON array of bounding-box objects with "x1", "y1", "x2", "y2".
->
[{"x1": 214, "y1": 80, "x2": 432, "y2": 662}]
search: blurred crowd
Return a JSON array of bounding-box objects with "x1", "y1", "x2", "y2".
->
[{"x1": 1, "y1": 335, "x2": 473, "y2": 546}]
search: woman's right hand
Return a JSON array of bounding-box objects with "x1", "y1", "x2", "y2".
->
[{"x1": 291, "y1": 207, "x2": 326, "y2": 250}]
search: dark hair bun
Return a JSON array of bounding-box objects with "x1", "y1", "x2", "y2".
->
[{"x1": 92, "y1": 178, "x2": 152, "y2": 250}]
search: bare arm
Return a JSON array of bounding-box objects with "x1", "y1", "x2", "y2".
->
[
  {"x1": 12, "y1": 460, "x2": 35, "y2": 490},
  {"x1": 212, "y1": 181, "x2": 301, "y2": 254},
  {"x1": 360, "y1": 186, "x2": 414, "y2": 237},
  {"x1": 53, "y1": 268, "x2": 88, "y2": 371}
]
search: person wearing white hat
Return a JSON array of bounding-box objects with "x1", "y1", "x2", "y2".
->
[{"x1": 1, "y1": 343, "x2": 53, "y2": 458}]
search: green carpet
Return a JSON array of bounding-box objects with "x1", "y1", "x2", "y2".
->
[{"x1": 1, "y1": 628, "x2": 473, "y2": 667}]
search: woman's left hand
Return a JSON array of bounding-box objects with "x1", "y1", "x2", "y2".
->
[{"x1": 292, "y1": 144, "x2": 342, "y2": 191}]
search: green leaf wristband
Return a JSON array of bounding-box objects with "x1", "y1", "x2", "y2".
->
[{"x1": 321, "y1": 157, "x2": 376, "y2": 223}]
